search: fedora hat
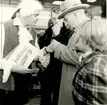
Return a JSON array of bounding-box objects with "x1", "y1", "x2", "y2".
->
[{"x1": 57, "y1": 0, "x2": 89, "y2": 19}]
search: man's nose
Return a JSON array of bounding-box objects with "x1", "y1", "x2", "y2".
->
[
  {"x1": 34, "y1": 16, "x2": 39, "y2": 23},
  {"x1": 34, "y1": 19, "x2": 38, "y2": 25}
]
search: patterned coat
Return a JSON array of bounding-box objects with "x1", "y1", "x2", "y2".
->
[{"x1": 72, "y1": 52, "x2": 107, "y2": 105}]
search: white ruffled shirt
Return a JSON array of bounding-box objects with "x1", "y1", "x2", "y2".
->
[{"x1": 14, "y1": 17, "x2": 33, "y2": 44}]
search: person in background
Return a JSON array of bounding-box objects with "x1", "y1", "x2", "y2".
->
[
  {"x1": 72, "y1": 18, "x2": 107, "y2": 105},
  {"x1": 101, "y1": 0, "x2": 106, "y2": 18},
  {"x1": 0, "y1": 0, "x2": 43, "y2": 105},
  {"x1": 38, "y1": 18, "x2": 74, "y2": 105},
  {"x1": 40, "y1": 0, "x2": 89, "y2": 105},
  {"x1": 83, "y1": 0, "x2": 106, "y2": 18}
]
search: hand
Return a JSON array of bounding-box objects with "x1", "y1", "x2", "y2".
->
[
  {"x1": 34, "y1": 48, "x2": 45, "y2": 61},
  {"x1": 79, "y1": 51, "x2": 92, "y2": 63},
  {"x1": 31, "y1": 67, "x2": 39, "y2": 74},
  {"x1": 43, "y1": 39, "x2": 59, "y2": 55},
  {"x1": 34, "y1": 49, "x2": 41, "y2": 61},
  {"x1": 52, "y1": 19, "x2": 63, "y2": 36},
  {"x1": 11, "y1": 63, "x2": 33, "y2": 74}
]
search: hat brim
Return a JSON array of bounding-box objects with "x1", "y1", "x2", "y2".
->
[{"x1": 57, "y1": 4, "x2": 89, "y2": 19}]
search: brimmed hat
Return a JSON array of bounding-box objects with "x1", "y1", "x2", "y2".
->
[
  {"x1": 83, "y1": 0, "x2": 105, "y2": 6},
  {"x1": 57, "y1": 0, "x2": 89, "y2": 19}
]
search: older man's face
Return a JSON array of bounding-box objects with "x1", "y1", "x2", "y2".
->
[
  {"x1": 63, "y1": 11, "x2": 79, "y2": 29},
  {"x1": 22, "y1": 10, "x2": 40, "y2": 27}
]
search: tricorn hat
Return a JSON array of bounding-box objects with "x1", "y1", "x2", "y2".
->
[{"x1": 57, "y1": 0, "x2": 89, "y2": 19}]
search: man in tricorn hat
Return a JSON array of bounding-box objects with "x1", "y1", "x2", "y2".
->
[
  {"x1": 40, "y1": 0, "x2": 89, "y2": 105},
  {"x1": 0, "y1": 0, "x2": 43, "y2": 105}
]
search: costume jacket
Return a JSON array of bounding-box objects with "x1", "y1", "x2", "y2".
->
[{"x1": 0, "y1": 20, "x2": 36, "y2": 90}]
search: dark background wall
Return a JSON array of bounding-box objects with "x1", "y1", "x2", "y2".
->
[{"x1": 0, "y1": 0, "x2": 86, "y2": 5}]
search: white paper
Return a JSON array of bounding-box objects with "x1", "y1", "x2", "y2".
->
[{"x1": 2, "y1": 43, "x2": 39, "y2": 83}]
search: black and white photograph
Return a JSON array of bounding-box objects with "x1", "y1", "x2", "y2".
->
[{"x1": 0, "y1": 0, "x2": 106, "y2": 105}]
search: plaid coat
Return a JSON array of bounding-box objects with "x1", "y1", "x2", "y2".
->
[
  {"x1": 72, "y1": 51, "x2": 107, "y2": 105},
  {"x1": 0, "y1": 20, "x2": 36, "y2": 90}
]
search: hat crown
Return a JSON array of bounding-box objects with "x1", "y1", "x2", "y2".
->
[
  {"x1": 60, "y1": 0, "x2": 82, "y2": 12},
  {"x1": 58, "y1": 0, "x2": 89, "y2": 19}
]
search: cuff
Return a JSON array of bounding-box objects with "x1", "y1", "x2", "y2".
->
[{"x1": 54, "y1": 42, "x2": 65, "y2": 59}]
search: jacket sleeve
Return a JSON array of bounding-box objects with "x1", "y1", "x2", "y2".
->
[{"x1": 54, "y1": 42, "x2": 80, "y2": 66}]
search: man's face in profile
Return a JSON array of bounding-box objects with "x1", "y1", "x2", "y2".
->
[{"x1": 22, "y1": 10, "x2": 40, "y2": 27}]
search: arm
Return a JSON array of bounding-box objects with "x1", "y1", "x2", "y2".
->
[
  {"x1": 54, "y1": 42, "x2": 79, "y2": 66},
  {"x1": 44, "y1": 27, "x2": 82, "y2": 66},
  {"x1": 45, "y1": 39, "x2": 80, "y2": 66}
]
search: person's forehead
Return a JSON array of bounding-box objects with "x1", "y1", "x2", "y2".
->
[{"x1": 63, "y1": 11, "x2": 75, "y2": 20}]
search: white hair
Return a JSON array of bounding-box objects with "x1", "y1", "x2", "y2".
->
[
  {"x1": 80, "y1": 18, "x2": 107, "y2": 51},
  {"x1": 16, "y1": 0, "x2": 43, "y2": 17}
]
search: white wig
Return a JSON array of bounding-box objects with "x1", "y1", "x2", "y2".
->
[{"x1": 16, "y1": 0, "x2": 43, "y2": 17}]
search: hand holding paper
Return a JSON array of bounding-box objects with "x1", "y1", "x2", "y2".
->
[
  {"x1": 2, "y1": 43, "x2": 39, "y2": 83},
  {"x1": 12, "y1": 63, "x2": 33, "y2": 74}
]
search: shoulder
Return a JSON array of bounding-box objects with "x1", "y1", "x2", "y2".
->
[
  {"x1": 85, "y1": 54, "x2": 107, "y2": 75},
  {"x1": 3, "y1": 20, "x2": 13, "y2": 25}
]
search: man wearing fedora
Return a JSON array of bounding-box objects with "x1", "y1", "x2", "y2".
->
[{"x1": 41, "y1": 0, "x2": 90, "y2": 105}]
